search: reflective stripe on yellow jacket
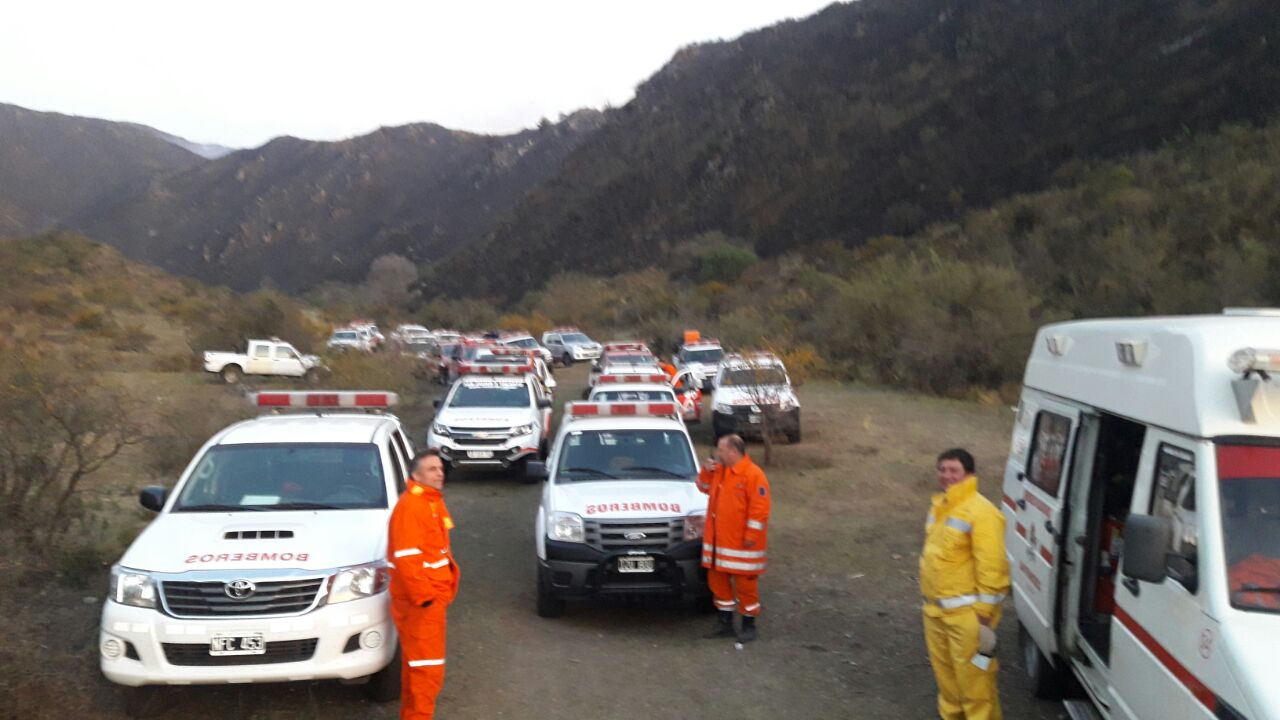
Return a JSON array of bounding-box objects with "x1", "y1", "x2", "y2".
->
[{"x1": 919, "y1": 476, "x2": 1009, "y2": 620}]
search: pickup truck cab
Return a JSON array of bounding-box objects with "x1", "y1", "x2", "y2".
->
[
  {"x1": 203, "y1": 339, "x2": 322, "y2": 384},
  {"x1": 1006, "y1": 311, "x2": 1280, "y2": 720},
  {"x1": 674, "y1": 340, "x2": 725, "y2": 390},
  {"x1": 530, "y1": 401, "x2": 709, "y2": 617},
  {"x1": 710, "y1": 353, "x2": 801, "y2": 442},
  {"x1": 426, "y1": 363, "x2": 553, "y2": 480},
  {"x1": 99, "y1": 391, "x2": 411, "y2": 702},
  {"x1": 542, "y1": 327, "x2": 602, "y2": 366}
]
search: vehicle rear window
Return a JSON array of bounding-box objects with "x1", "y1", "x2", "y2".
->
[
  {"x1": 173, "y1": 443, "x2": 387, "y2": 511},
  {"x1": 683, "y1": 348, "x2": 724, "y2": 363},
  {"x1": 556, "y1": 430, "x2": 695, "y2": 482}
]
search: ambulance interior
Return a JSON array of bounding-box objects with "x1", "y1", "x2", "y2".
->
[{"x1": 1071, "y1": 413, "x2": 1145, "y2": 663}]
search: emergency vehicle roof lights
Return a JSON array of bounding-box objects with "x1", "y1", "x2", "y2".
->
[
  {"x1": 566, "y1": 401, "x2": 680, "y2": 419},
  {"x1": 597, "y1": 373, "x2": 670, "y2": 385},
  {"x1": 457, "y1": 362, "x2": 533, "y2": 376},
  {"x1": 488, "y1": 347, "x2": 536, "y2": 357},
  {"x1": 603, "y1": 342, "x2": 650, "y2": 352},
  {"x1": 1228, "y1": 348, "x2": 1280, "y2": 379},
  {"x1": 251, "y1": 391, "x2": 399, "y2": 408}
]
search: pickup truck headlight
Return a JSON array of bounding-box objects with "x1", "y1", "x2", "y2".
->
[
  {"x1": 550, "y1": 511, "x2": 585, "y2": 543},
  {"x1": 328, "y1": 562, "x2": 391, "y2": 604},
  {"x1": 110, "y1": 566, "x2": 157, "y2": 609},
  {"x1": 510, "y1": 423, "x2": 535, "y2": 437},
  {"x1": 432, "y1": 422, "x2": 451, "y2": 437},
  {"x1": 683, "y1": 511, "x2": 706, "y2": 541}
]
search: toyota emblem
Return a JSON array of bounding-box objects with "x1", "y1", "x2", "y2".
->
[
  {"x1": 624, "y1": 532, "x2": 647, "y2": 540},
  {"x1": 224, "y1": 579, "x2": 257, "y2": 600}
]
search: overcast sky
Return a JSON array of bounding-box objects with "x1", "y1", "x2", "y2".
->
[{"x1": 3, "y1": 1, "x2": 835, "y2": 149}]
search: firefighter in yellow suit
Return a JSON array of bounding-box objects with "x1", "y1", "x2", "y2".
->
[{"x1": 920, "y1": 448, "x2": 1010, "y2": 720}]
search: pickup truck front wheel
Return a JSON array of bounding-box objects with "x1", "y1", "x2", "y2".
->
[
  {"x1": 536, "y1": 563, "x2": 566, "y2": 618},
  {"x1": 359, "y1": 646, "x2": 402, "y2": 702},
  {"x1": 221, "y1": 365, "x2": 243, "y2": 384}
]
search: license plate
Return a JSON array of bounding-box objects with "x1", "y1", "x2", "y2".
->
[
  {"x1": 209, "y1": 633, "x2": 265, "y2": 656},
  {"x1": 748, "y1": 413, "x2": 762, "y2": 423},
  {"x1": 467, "y1": 450, "x2": 494, "y2": 459},
  {"x1": 617, "y1": 556, "x2": 655, "y2": 573}
]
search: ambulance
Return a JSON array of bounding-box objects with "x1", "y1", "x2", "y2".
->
[
  {"x1": 1005, "y1": 311, "x2": 1280, "y2": 720},
  {"x1": 528, "y1": 401, "x2": 710, "y2": 617},
  {"x1": 99, "y1": 391, "x2": 411, "y2": 702},
  {"x1": 587, "y1": 371, "x2": 702, "y2": 424}
]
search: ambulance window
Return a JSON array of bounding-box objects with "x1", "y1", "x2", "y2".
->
[
  {"x1": 1150, "y1": 444, "x2": 1197, "y2": 590},
  {"x1": 1027, "y1": 411, "x2": 1072, "y2": 496}
]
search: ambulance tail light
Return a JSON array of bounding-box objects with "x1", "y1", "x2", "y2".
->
[
  {"x1": 252, "y1": 391, "x2": 398, "y2": 408},
  {"x1": 597, "y1": 373, "x2": 670, "y2": 385},
  {"x1": 1228, "y1": 347, "x2": 1280, "y2": 377},
  {"x1": 566, "y1": 402, "x2": 680, "y2": 419}
]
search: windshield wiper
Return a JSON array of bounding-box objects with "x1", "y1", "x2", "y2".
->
[
  {"x1": 561, "y1": 467, "x2": 620, "y2": 480},
  {"x1": 173, "y1": 504, "x2": 264, "y2": 513},
  {"x1": 270, "y1": 502, "x2": 345, "y2": 510},
  {"x1": 623, "y1": 466, "x2": 690, "y2": 479}
]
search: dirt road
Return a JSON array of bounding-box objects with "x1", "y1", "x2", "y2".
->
[{"x1": 5, "y1": 366, "x2": 1065, "y2": 719}]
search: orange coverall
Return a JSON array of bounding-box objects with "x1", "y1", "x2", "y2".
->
[
  {"x1": 697, "y1": 456, "x2": 771, "y2": 616},
  {"x1": 388, "y1": 481, "x2": 460, "y2": 720}
]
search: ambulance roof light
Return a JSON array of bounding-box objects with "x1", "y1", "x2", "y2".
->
[
  {"x1": 597, "y1": 373, "x2": 671, "y2": 385},
  {"x1": 1228, "y1": 348, "x2": 1280, "y2": 378},
  {"x1": 251, "y1": 391, "x2": 398, "y2": 409},
  {"x1": 565, "y1": 401, "x2": 680, "y2": 419},
  {"x1": 457, "y1": 362, "x2": 533, "y2": 376}
]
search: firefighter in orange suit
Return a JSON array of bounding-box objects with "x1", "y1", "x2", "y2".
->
[
  {"x1": 388, "y1": 449, "x2": 460, "y2": 720},
  {"x1": 697, "y1": 433, "x2": 771, "y2": 642},
  {"x1": 920, "y1": 448, "x2": 1010, "y2": 720}
]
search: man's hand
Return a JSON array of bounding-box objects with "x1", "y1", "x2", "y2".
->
[
  {"x1": 420, "y1": 599, "x2": 434, "y2": 609},
  {"x1": 977, "y1": 624, "x2": 998, "y2": 656}
]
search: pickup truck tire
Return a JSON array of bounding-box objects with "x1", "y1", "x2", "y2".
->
[
  {"x1": 539, "y1": 438, "x2": 549, "y2": 461},
  {"x1": 360, "y1": 646, "x2": 401, "y2": 702},
  {"x1": 1019, "y1": 621, "x2": 1067, "y2": 699},
  {"x1": 516, "y1": 458, "x2": 538, "y2": 485},
  {"x1": 220, "y1": 365, "x2": 243, "y2": 384},
  {"x1": 536, "y1": 563, "x2": 566, "y2": 618}
]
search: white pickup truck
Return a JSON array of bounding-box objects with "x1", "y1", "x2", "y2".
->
[{"x1": 203, "y1": 339, "x2": 323, "y2": 384}]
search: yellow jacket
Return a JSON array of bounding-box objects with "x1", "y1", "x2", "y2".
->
[{"x1": 919, "y1": 476, "x2": 1010, "y2": 621}]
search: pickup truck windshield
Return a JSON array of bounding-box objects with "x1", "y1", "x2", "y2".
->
[
  {"x1": 450, "y1": 383, "x2": 530, "y2": 408},
  {"x1": 682, "y1": 348, "x2": 724, "y2": 364},
  {"x1": 563, "y1": 333, "x2": 590, "y2": 343},
  {"x1": 333, "y1": 331, "x2": 358, "y2": 340},
  {"x1": 173, "y1": 443, "x2": 386, "y2": 511},
  {"x1": 720, "y1": 368, "x2": 788, "y2": 387},
  {"x1": 556, "y1": 430, "x2": 695, "y2": 482},
  {"x1": 1219, "y1": 446, "x2": 1280, "y2": 613}
]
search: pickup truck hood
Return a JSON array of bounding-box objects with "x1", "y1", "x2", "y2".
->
[
  {"x1": 437, "y1": 407, "x2": 536, "y2": 428},
  {"x1": 553, "y1": 480, "x2": 706, "y2": 519},
  {"x1": 118, "y1": 509, "x2": 389, "y2": 573}
]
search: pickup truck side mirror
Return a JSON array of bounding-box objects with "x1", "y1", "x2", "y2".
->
[
  {"x1": 537, "y1": 398, "x2": 553, "y2": 409},
  {"x1": 139, "y1": 486, "x2": 167, "y2": 512},
  {"x1": 526, "y1": 461, "x2": 549, "y2": 481},
  {"x1": 1121, "y1": 514, "x2": 1172, "y2": 583}
]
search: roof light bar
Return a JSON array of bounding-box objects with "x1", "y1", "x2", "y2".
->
[
  {"x1": 566, "y1": 401, "x2": 680, "y2": 418},
  {"x1": 251, "y1": 391, "x2": 398, "y2": 408},
  {"x1": 457, "y1": 362, "x2": 533, "y2": 376},
  {"x1": 603, "y1": 342, "x2": 650, "y2": 352},
  {"x1": 1228, "y1": 348, "x2": 1280, "y2": 377},
  {"x1": 597, "y1": 373, "x2": 670, "y2": 385}
]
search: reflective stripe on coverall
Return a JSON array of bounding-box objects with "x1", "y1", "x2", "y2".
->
[
  {"x1": 388, "y1": 481, "x2": 460, "y2": 720},
  {"x1": 919, "y1": 475, "x2": 1010, "y2": 720},
  {"x1": 698, "y1": 455, "x2": 771, "y2": 616}
]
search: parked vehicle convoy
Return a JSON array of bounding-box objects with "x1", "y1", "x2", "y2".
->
[
  {"x1": 529, "y1": 401, "x2": 710, "y2": 617},
  {"x1": 542, "y1": 327, "x2": 602, "y2": 366},
  {"x1": 203, "y1": 339, "x2": 323, "y2": 384},
  {"x1": 1005, "y1": 311, "x2": 1280, "y2": 720},
  {"x1": 710, "y1": 353, "x2": 801, "y2": 442},
  {"x1": 673, "y1": 338, "x2": 725, "y2": 390},
  {"x1": 497, "y1": 332, "x2": 553, "y2": 365},
  {"x1": 99, "y1": 391, "x2": 410, "y2": 701},
  {"x1": 426, "y1": 361, "x2": 554, "y2": 480},
  {"x1": 328, "y1": 329, "x2": 374, "y2": 353}
]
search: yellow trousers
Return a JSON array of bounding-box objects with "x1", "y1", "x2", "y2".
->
[{"x1": 922, "y1": 606, "x2": 1001, "y2": 720}]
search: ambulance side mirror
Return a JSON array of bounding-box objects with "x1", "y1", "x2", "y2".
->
[
  {"x1": 139, "y1": 486, "x2": 167, "y2": 513},
  {"x1": 1121, "y1": 514, "x2": 1172, "y2": 584},
  {"x1": 537, "y1": 398, "x2": 553, "y2": 409},
  {"x1": 526, "y1": 461, "x2": 549, "y2": 481}
]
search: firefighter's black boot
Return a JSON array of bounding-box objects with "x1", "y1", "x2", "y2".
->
[
  {"x1": 703, "y1": 610, "x2": 735, "y2": 639},
  {"x1": 737, "y1": 615, "x2": 757, "y2": 643}
]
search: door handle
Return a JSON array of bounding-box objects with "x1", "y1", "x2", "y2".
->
[
  {"x1": 1122, "y1": 577, "x2": 1140, "y2": 596},
  {"x1": 1017, "y1": 498, "x2": 1026, "y2": 510},
  {"x1": 1045, "y1": 519, "x2": 1055, "y2": 535},
  {"x1": 1016, "y1": 472, "x2": 1027, "y2": 482}
]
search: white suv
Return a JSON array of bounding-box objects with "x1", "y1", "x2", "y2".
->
[
  {"x1": 541, "y1": 328, "x2": 602, "y2": 365},
  {"x1": 426, "y1": 368, "x2": 553, "y2": 480},
  {"x1": 529, "y1": 401, "x2": 709, "y2": 617},
  {"x1": 99, "y1": 391, "x2": 412, "y2": 702},
  {"x1": 711, "y1": 353, "x2": 801, "y2": 442}
]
